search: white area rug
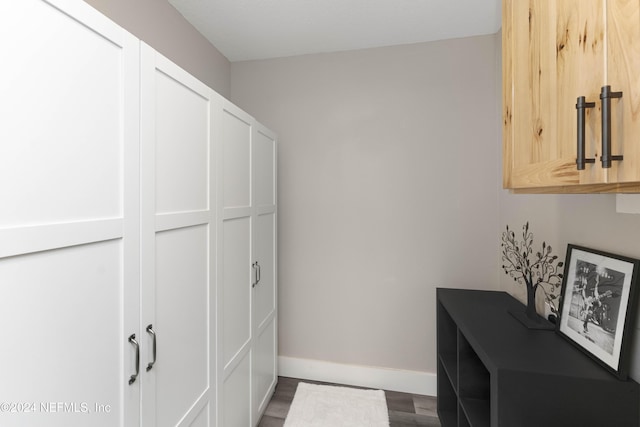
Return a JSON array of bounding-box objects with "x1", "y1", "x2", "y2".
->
[{"x1": 284, "y1": 382, "x2": 390, "y2": 427}]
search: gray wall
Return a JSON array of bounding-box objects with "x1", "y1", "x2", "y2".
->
[
  {"x1": 83, "y1": 0, "x2": 231, "y2": 98},
  {"x1": 231, "y1": 34, "x2": 501, "y2": 373},
  {"x1": 495, "y1": 29, "x2": 640, "y2": 384},
  {"x1": 499, "y1": 193, "x2": 640, "y2": 381},
  {"x1": 77, "y1": 0, "x2": 640, "y2": 387}
]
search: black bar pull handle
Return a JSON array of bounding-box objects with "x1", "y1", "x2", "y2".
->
[
  {"x1": 128, "y1": 334, "x2": 140, "y2": 385},
  {"x1": 576, "y1": 96, "x2": 596, "y2": 170},
  {"x1": 146, "y1": 324, "x2": 157, "y2": 372},
  {"x1": 600, "y1": 85, "x2": 623, "y2": 168}
]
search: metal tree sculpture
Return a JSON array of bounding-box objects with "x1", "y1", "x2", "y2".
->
[{"x1": 501, "y1": 222, "x2": 564, "y2": 319}]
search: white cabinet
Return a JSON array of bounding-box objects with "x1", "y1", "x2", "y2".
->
[
  {"x1": 0, "y1": 2, "x2": 276, "y2": 426},
  {"x1": 0, "y1": 1, "x2": 140, "y2": 426},
  {"x1": 216, "y1": 102, "x2": 278, "y2": 426},
  {"x1": 251, "y1": 124, "x2": 278, "y2": 424},
  {"x1": 140, "y1": 44, "x2": 217, "y2": 427}
]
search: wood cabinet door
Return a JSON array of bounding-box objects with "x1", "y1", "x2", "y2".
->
[
  {"x1": 503, "y1": 0, "x2": 606, "y2": 188},
  {"x1": 605, "y1": 0, "x2": 640, "y2": 183},
  {"x1": 140, "y1": 44, "x2": 215, "y2": 427},
  {"x1": 0, "y1": 1, "x2": 140, "y2": 425}
]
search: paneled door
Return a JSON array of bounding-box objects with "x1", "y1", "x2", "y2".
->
[
  {"x1": 251, "y1": 125, "x2": 278, "y2": 424},
  {"x1": 0, "y1": 1, "x2": 140, "y2": 426},
  {"x1": 503, "y1": 0, "x2": 605, "y2": 188},
  {"x1": 605, "y1": 0, "x2": 640, "y2": 184},
  {"x1": 216, "y1": 100, "x2": 278, "y2": 427},
  {"x1": 216, "y1": 101, "x2": 254, "y2": 427},
  {"x1": 140, "y1": 44, "x2": 216, "y2": 427}
]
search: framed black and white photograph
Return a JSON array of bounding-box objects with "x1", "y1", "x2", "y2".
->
[{"x1": 557, "y1": 244, "x2": 640, "y2": 379}]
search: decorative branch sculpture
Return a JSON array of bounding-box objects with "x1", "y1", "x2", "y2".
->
[{"x1": 501, "y1": 222, "x2": 564, "y2": 319}]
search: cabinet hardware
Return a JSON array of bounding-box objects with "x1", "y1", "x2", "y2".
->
[
  {"x1": 146, "y1": 325, "x2": 157, "y2": 372},
  {"x1": 600, "y1": 85, "x2": 623, "y2": 168},
  {"x1": 128, "y1": 334, "x2": 140, "y2": 385},
  {"x1": 252, "y1": 262, "x2": 262, "y2": 287},
  {"x1": 252, "y1": 262, "x2": 258, "y2": 288},
  {"x1": 576, "y1": 96, "x2": 596, "y2": 170}
]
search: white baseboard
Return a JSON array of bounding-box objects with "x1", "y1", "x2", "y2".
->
[{"x1": 278, "y1": 356, "x2": 437, "y2": 396}]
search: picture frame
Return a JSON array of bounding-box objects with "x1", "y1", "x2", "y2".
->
[{"x1": 557, "y1": 244, "x2": 640, "y2": 380}]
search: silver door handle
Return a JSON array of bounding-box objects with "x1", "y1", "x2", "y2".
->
[
  {"x1": 146, "y1": 324, "x2": 157, "y2": 372},
  {"x1": 256, "y1": 262, "x2": 261, "y2": 285},
  {"x1": 252, "y1": 262, "x2": 258, "y2": 288},
  {"x1": 128, "y1": 334, "x2": 140, "y2": 385}
]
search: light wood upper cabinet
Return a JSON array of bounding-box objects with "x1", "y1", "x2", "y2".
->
[{"x1": 503, "y1": 0, "x2": 640, "y2": 193}]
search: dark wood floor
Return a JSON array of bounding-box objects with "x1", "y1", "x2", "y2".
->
[{"x1": 258, "y1": 377, "x2": 441, "y2": 427}]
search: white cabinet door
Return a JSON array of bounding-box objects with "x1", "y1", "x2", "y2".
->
[
  {"x1": 216, "y1": 101, "x2": 278, "y2": 427},
  {"x1": 252, "y1": 126, "x2": 278, "y2": 423},
  {"x1": 0, "y1": 1, "x2": 140, "y2": 426},
  {"x1": 216, "y1": 101, "x2": 254, "y2": 427},
  {"x1": 140, "y1": 44, "x2": 216, "y2": 427}
]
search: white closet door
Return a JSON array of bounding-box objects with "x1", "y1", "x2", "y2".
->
[
  {"x1": 140, "y1": 44, "x2": 216, "y2": 427},
  {"x1": 0, "y1": 1, "x2": 139, "y2": 426},
  {"x1": 252, "y1": 127, "x2": 278, "y2": 422},
  {"x1": 216, "y1": 101, "x2": 254, "y2": 427}
]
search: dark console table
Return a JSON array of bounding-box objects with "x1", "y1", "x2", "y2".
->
[{"x1": 437, "y1": 288, "x2": 639, "y2": 427}]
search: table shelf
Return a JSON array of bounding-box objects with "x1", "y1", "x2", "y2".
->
[{"x1": 437, "y1": 288, "x2": 639, "y2": 427}]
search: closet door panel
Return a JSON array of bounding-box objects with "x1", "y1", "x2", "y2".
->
[
  {"x1": 222, "y1": 217, "x2": 252, "y2": 366},
  {"x1": 155, "y1": 71, "x2": 210, "y2": 214},
  {"x1": 0, "y1": 0, "x2": 131, "y2": 227},
  {"x1": 216, "y1": 100, "x2": 256, "y2": 426},
  {"x1": 189, "y1": 406, "x2": 211, "y2": 427},
  {"x1": 0, "y1": 242, "x2": 125, "y2": 427},
  {"x1": 155, "y1": 226, "x2": 210, "y2": 426},
  {"x1": 253, "y1": 320, "x2": 276, "y2": 420},
  {"x1": 254, "y1": 130, "x2": 276, "y2": 208},
  {"x1": 223, "y1": 353, "x2": 252, "y2": 427},
  {"x1": 254, "y1": 212, "x2": 276, "y2": 329},
  {"x1": 141, "y1": 43, "x2": 215, "y2": 427},
  {"x1": 222, "y1": 110, "x2": 252, "y2": 209},
  {"x1": 252, "y1": 123, "x2": 277, "y2": 424},
  {"x1": 0, "y1": 1, "x2": 140, "y2": 426}
]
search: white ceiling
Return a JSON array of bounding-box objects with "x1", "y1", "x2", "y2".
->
[{"x1": 168, "y1": 0, "x2": 502, "y2": 62}]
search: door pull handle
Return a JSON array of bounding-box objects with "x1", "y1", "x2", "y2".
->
[
  {"x1": 575, "y1": 96, "x2": 596, "y2": 170},
  {"x1": 600, "y1": 85, "x2": 623, "y2": 168},
  {"x1": 128, "y1": 334, "x2": 140, "y2": 385},
  {"x1": 256, "y1": 262, "x2": 261, "y2": 285},
  {"x1": 146, "y1": 324, "x2": 157, "y2": 372},
  {"x1": 252, "y1": 262, "x2": 258, "y2": 288}
]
